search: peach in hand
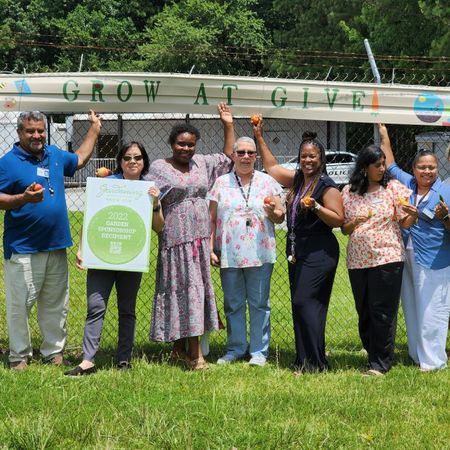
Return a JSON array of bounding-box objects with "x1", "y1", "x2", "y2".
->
[
  {"x1": 96, "y1": 167, "x2": 112, "y2": 178},
  {"x1": 398, "y1": 197, "x2": 409, "y2": 206},
  {"x1": 250, "y1": 114, "x2": 261, "y2": 126},
  {"x1": 263, "y1": 196, "x2": 273, "y2": 205},
  {"x1": 303, "y1": 196, "x2": 314, "y2": 207},
  {"x1": 33, "y1": 183, "x2": 44, "y2": 191}
]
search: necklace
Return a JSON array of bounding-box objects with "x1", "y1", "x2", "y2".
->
[{"x1": 235, "y1": 170, "x2": 254, "y2": 228}]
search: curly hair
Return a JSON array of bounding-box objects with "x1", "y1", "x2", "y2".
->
[
  {"x1": 348, "y1": 145, "x2": 391, "y2": 195},
  {"x1": 168, "y1": 123, "x2": 201, "y2": 146}
]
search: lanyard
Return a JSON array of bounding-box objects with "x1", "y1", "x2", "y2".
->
[
  {"x1": 234, "y1": 171, "x2": 254, "y2": 210},
  {"x1": 234, "y1": 171, "x2": 254, "y2": 227},
  {"x1": 414, "y1": 187, "x2": 431, "y2": 208}
]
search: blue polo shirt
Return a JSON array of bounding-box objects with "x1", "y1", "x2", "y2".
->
[
  {"x1": 388, "y1": 163, "x2": 450, "y2": 269},
  {"x1": 0, "y1": 143, "x2": 78, "y2": 259}
]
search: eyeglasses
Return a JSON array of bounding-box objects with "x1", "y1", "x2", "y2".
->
[
  {"x1": 235, "y1": 150, "x2": 257, "y2": 157},
  {"x1": 122, "y1": 155, "x2": 143, "y2": 162}
]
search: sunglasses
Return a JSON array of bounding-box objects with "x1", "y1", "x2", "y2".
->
[
  {"x1": 122, "y1": 155, "x2": 143, "y2": 162},
  {"x1": 235, "y1": 150, "x2": 257, "y2": 157}
]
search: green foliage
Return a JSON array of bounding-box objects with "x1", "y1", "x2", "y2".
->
[{"x1": 136, "y1": 0, "x2": 271, "y2": 74}]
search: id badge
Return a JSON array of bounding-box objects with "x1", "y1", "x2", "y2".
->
[
  {"x1": 422, "y1": 208, "x2": 434, "y2": 220},
  {"x1": 37, "y1": 167, "x2": 49, "y2": 178}
]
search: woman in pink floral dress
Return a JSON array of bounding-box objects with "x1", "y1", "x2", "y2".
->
[
  {"x1": 341, "y1": 144, "x2": 416, "y2": 376},
  {"x1": 146, "y1": 103, "x2": 234, "y2": 369}
]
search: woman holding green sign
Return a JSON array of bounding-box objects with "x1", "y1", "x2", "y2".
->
[
  {"x1": 65, "y1": 142, "x2": 164, "y2": 376},
  {"x1": 147, "y1": 103, "x2": 234, "y2": 370}
]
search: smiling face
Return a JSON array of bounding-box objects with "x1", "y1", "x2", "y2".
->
[
  {"x1": 17, "y1": 119, "x2": 47, "y2": 157},
  {"x1": 367, "y1": 157, "x2": 386, "y2": 183},
  {"x1": 171, "y1": 132, "x2": 197, "y2": 166},
  {"x1": 120, "y1": 144, "x2": 145, "y2": 180},
  {"x1": 413, "y1": 154, "x2": 438, "y2": 190},
  {"x1": 299, "y1": 143, "x2": 321, "y2": 177},
  {"x1": 232, "y1": 141, "x2": 257, "y2": 176}
]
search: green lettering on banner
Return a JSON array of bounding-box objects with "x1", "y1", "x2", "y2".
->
[
  {"x1": 91, "y1": 80, "x2": 105, "y2": 102},
  {"x1": 117, "y1": 81, "x2": 132, "y2": 102},
  {"x1": 352, "y1": 90, "x2": 366, "y2": 111},
  {"x1": 302, "y1": 88, "x2": 309, "y2": 109},
  {"x1": 325, "y1": 88, "x2": 339, "y2": 109},
  {"x1": 222, "y1": 84, "x2": 238, "y2": 105},
  {"x1": 63, "y1": 80, "x2": 79, "y2": 102},
  {"x1": 271, "y1": 87, "x2": 287, "y2": 108},
  {"x1": 194, "y1": 83, "x2": 209, "y2": 105},
  {"x1": 143, "y1": 80, "x2": 160, "y2": 102}
]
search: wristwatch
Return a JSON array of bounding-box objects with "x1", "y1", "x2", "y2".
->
[
  {"x1": 153, "y1": 204, "x2": 161, "y2": 212},
  {"x1": 313, "y1": 202, "x2": 322, "y2": 213}
]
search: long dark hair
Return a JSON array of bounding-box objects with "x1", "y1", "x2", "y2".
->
[
  {"x1": 287, "y1": 131, "x2": 327, "y2": 205},
  {"x1": 114, "y1": 141, "x2": 150, "y2": 176},
  {"x1": 349, "y1": 145, "x2": 391, "y2": 195}
]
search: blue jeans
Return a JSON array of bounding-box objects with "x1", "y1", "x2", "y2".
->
[{"x1": 220, "y1": 263, "x2": 273, "y2": 358}]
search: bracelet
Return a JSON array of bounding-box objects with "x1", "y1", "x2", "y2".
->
[
  {"x1": 442, "y1": 214, "x2": 449, "y2": 222},
  {"x1": 313, "y1": 202, "x2": 322, "y2": 213},
  {"x1": 153, "y1": 204, "x2": 161, "y2": 212}
]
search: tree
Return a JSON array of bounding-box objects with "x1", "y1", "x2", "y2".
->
[{"x1": 136, "y1": 0, "x2": 271, "y2": 74}]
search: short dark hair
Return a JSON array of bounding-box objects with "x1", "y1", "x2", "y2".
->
[
  {"x1": 349, "y1": 145, "x2": 391, "y2": 195},
  {"x1": 115, "y1": 141, "x2": 150, "y2": 176},
  {"x1": 17, "y1": 111, "x2": 47, "y2": 130},
  {"x1": 412, "y1": 148, "x2": 438, "y2": 168},
  {"x1": 168, "y1": 123, "x2": 201, "y2": 146}
]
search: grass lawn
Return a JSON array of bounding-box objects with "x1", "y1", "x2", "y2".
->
[{"x1": 0, "y1": 213, "x2": 449, "y2": 448}]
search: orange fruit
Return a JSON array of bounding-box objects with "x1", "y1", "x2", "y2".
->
[
  {"x1": 250, "y1": 114, "x2": 261, "y2": 126},
  {"x1": 303, "y1": 196, "x2": 314, "y2": 207},
  {"x1": 263, "y1": 196, "x2": 273, "y2": 205},
  {"x1": 96, "y1": 167, "x2": 112, "y2": 178}
]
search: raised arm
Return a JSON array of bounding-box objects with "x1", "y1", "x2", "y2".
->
[
  {"x1": 378, "y1": 123, "x2": 395, "y2": 168},
  {"x1": 253, "y1": 119, "x2": 296, "y2": 188},
  {"x1": 218, "y1": 102, "x2": 235, "y2": 158},
  {"x1": 75, "y1": 110, "x2": 102, "y2": 169}
]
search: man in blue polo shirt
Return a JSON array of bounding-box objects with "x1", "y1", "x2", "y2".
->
[{"x1": 0, "y1": 110, "x2": 102, "y2": 370}]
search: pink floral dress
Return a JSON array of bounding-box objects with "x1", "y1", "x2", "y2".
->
[
  {"x1": 342, "y1": 180, "x2": 412, "y2": 269},
  {"x1": 146, "y1": 153, "x2": 232, "y2": 342},
  {"x1": 208, "y1": 171, "x2": 282, "y2": 268}
]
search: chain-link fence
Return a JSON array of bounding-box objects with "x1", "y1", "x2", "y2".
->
[{"x1": 1, "y1": 76, "x2": 449, "y2": 362}]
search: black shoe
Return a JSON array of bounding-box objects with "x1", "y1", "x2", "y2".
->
[
  {"x1": 64, "y1": 365, "x2": 96, "y2": 377},
  {"x1": 117, "y1": 361, "x2": 132, "y2": 370}
]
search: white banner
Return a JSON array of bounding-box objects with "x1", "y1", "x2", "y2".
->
[
  {"x1": 1, "y1": 72, "x2": 449, "y2": 126},
  {"x1": 81, "y1": 177, "x2": 154, "y2": 272}
]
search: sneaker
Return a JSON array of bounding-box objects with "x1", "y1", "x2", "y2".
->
[
  {"x1": 217, "y1": 354, "x2": 239, "y2": 365},
  {"x1": 249, "y1": 355, "x2": 266, "y2": 367},
  {"x1": 10, "y1": 360, "x2": 28, "y2": 371},
  {"x1": 363, "y1": 368, "x2": 384, "y2": 377},
  {"x1": 64, "y1": 365, "x2": 97, "y2": 377},
  {"x1": 117, "y1": 361, "x2": 132, "y2": 370}
]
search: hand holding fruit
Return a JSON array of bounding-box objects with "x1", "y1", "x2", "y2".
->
[
  {"x1": 301, "y1": 196, "x2": 315, "y2": 209},
  {"x1": 435, "y1": 194, "x2": 448, "y2": 220},
  {"x1": 96, "y1": 167, "x2": 112, "y2": 177},
  {"x1": 23, "y1": 182, "x2": 44, "y2": 203}
]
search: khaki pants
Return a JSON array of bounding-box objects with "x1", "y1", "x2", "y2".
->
[{"x1": 4, "y1": 250, "x2": 69, "y2": 363}]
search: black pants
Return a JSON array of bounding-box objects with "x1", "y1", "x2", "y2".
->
[
  {"x1": 82, "y1": 269, "x2": 142, "y2": 363},
  {"x1": 348, "y1": 261, "x2": 403, "y2": 373},
  {"x1": 288, "y1": 234, "x2": 339, "y2": 372}
]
